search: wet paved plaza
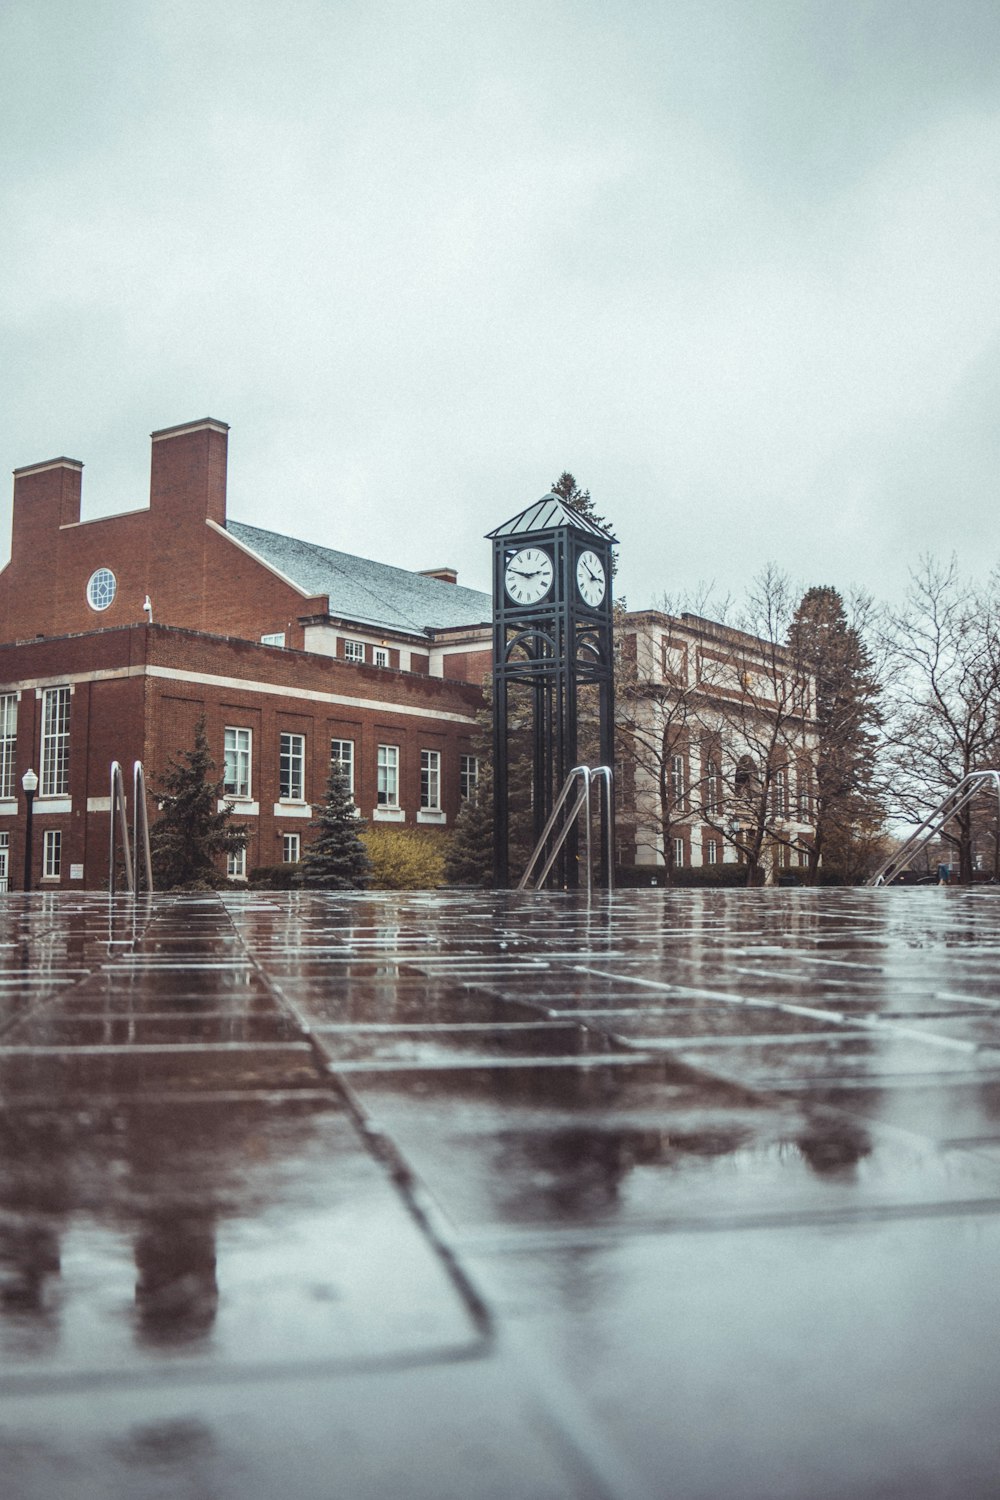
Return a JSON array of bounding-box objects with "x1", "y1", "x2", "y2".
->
[{"x1": 2, "y1": 886, "x2": 1000, "y2": 1498}]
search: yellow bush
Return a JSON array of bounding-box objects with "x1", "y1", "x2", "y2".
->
[{"x1": 361, "y1": 826, "x2": 451, "y2": 890}]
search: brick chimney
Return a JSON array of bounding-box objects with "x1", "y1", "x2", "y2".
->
[
  {"x1": 149, "y1": 418, "x2": 229, "y2": 527},
  {"x1": 11, "y1": 457, "x2": 83, "y2": 566},
  {"x1": 418, "y1": 566, "x2": 458, "y2": 585}
]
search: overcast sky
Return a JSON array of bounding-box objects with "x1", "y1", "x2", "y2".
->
[{"x1": 2, "y1": 0, "x2": 999, "y2": 611}]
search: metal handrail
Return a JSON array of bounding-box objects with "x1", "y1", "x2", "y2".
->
[
  {"x1": 133, "y1": 760, "x2": 154, "y2": 893},
  {"x1": 109, "y1": 760, "x2": 154, "y2": 895},
  {"x1": 109, "y1": 761, "x2": 134, "y2": 895},
  {"x1": 518, "y1": 764, "x2": 615, "y2": 896},
  {"x1": 869, "y1": 770, "x2": 1000, "y2": 886}
]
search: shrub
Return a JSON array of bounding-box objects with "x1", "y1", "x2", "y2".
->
[{"x1": 362, "y1": 826, "x2": 450, "y2": 889}]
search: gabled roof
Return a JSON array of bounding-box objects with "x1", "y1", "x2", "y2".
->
[
  {"x1": 226, "y1": 521, "x2": 491, "y2": 636},
  {"x1": 486, "y1": 494, "x2": 618, "y2": 542}
]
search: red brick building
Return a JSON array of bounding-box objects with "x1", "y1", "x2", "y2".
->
[{"x1": 0, "y1": 419, "x2": 492, "y2": 889}]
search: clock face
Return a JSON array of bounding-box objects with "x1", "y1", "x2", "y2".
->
[
  {"x1": 504, "y1": 546, "x2": 554, "y2": 606},
  {"x1": 576, "y1": 550, "x2": 606, "y2": 607}
]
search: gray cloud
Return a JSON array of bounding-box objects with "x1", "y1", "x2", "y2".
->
[{"x1": 2, "y1": 0, "x2": 999, "y2": 609}]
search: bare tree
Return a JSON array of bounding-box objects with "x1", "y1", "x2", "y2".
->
[
  {"x1": 881, "y1": 557, "x2": 1000, "y2": 882},
  {"x1": 616, "y1": 606, "x2": 705, "y2": 879},
  {"x1": 688, "y1": 566, "x2": 816, "y2": 885},
  {"x1": 617, "y1": 572, "x2": 818, "y2": 885}
]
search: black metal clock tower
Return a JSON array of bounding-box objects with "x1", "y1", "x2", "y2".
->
[{"x1": 488, "y1": 495, "x2": 617, "y2": 888}]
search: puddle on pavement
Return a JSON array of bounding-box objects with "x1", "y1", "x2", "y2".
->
[
  {"x1": 0, "y1": 1096, "x2": 477, "y2": 1385},
  {"x1": 313, "y1": 1021, "x2": 617, "y2": 1065},
  {"x1": 0, "y1": 1014, "x2": 302, "y2": 1047}
]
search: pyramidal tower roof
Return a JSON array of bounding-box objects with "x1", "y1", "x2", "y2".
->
[{"x1": 486, "y1": 494, "x2": 618, "y2": 543}]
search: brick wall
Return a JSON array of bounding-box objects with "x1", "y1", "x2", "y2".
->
[{"x1": 0, "y1": 624, "x2": 486, "y2": 889}]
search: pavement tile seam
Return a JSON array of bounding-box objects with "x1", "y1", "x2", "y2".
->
[
  {"x1": 0, "y1": 1338, "x2": 493, "y2": 1403},
  {"x1": 218, "y1": 904, "x2": 499, "y2": 1359},
  {"x1": 452, "y1": 1193, "x2": 1000, "y2": 1253}
]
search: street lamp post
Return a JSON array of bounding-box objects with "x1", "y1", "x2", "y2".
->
[{"x1": 21, "y1": 768, "x2": 38, "y2": 892}]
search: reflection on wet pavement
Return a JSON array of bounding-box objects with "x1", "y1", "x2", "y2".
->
[{"x1": 2, "y1": 887, "x2": 1000, "y2": 1497}]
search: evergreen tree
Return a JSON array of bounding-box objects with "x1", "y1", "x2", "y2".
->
[
  {"x1": 444, "y1": 763, "x2": 495, "y2": 886},
  {"x1": 298, "y1": 764, "x2": 372, "y2": 889},
  {"x1": 788, "y1": 586, "x2": 883, "y2": 882},
  {"x1": 550, "y1": 472, "x2": 618, "y2": 576},
  {"x1": 150, "y1": 717, "x2": 248, "y2": 889},
  {"x1": 550, "y1": 471, "x2": 613, "y2": 534}
]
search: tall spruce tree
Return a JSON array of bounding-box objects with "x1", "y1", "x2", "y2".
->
[
  {"x1": 150, "y1": 717, "x2": 248, "y2": 889},
  {"x1": 788, "y1": 586, "x2": 883, "y2": 882},
  {"x1": 550, "y1": 471, "x2": 617, "y2": 576},
  {"x1": 550, "y1": 471, "x2": 612, "y2": 533},
  {"x1": 444, "y1": 763, "x2": 495, "y2": 886},
  {"x1": 298, "y1": 764, "x2": 372, "y2": 889}
]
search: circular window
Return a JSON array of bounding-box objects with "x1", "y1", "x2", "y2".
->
[{"x1": 87, "y1": 567, "x2": 117, "y2": 612}]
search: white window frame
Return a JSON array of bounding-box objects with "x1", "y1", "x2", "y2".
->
[
  {"x1": 279, "y1": 733, "x2": 305, "y2": 801},
  {"x1": 43, "y1": 828, "x2": 62, "y2": 879},
  {"x1": 377, "y1": 744, "x2": 399, "y2": 807},
  {"x1": 86, "y1": 567, "x2": 117, "y2": 612},
  {"x1": 705, "y1": 760, "x2": 720, "y2": 815},
  {"x1": 705, "y1": 838, "x2": 719, "y2": 866},
  {"x1": 373, "y1": 647, "x2": 389, "y2": 668},
  {"x1": 670, "y1": 753, "x2": 685, "y2": 808},
  {"x1": 420, "y1": 749, "x2": 441, "y2": 811},
  {"x1": 224, "y1": 727, "x2": 252, "y2": 800},
  {"x1": 331, "y1": 739, "x2": 355, "y2": 794},
  {"x1": 797, "y1": 765, "x2": 813, "y2": 819},
  {"x1": 283, "y1": 833, "x2": 301, "y2": 863},
  {"x1": 772, "y1": 766, "x2": 788, "y2": 818},
  {"x1": 0, "y1": 693, "x2": 16, "y2": 800},
  {"x1": 0, "y1": 831, "x2": 8, "y2": 892},
  {"x1": 459, "y1": 754, "x2": 479, "y2": 801},
  {"x1": 260, "y1": 631, "x2": 286, "y2": 647},
  {"x1": 673, "y1": 836, "x2": 685, "y2": 869},
  {"x1": 344, "y1": 640, "x2": 365, "y2": 663},
  {"x1": 227, "y1": 846, "x2": 247, "y2": 880},
  {"x1": 41, "y1": 686, "x2": 71, "y2": 797}
]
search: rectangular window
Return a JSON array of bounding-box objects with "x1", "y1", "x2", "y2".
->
[
  {"x1": 260, "y1": 632, "x2": 286, "y2": 647},
  {"x1": 282, "y1": 833, "x2": 300, "y2": 863},
  {"x1": 377, "y1": 744, "x2": 399, "y2": 806},
  {"x1": 330, "y1": 738, "x2": 355, "y2": 793},
  {"x1": 373, "y1": 647, "x2": 389, "y2": 668},
  {"x1": 705, "y1": 760, "x2": 720, "y2": 815},
  {"x1": 670, "y1": 754, "x2": 685, "y2": 808},
  {"x1": 772, "y1": 766, "x2": 788, "y2": 818},
  {"x1": 43, "y1": 828, "x2": 61, "y2": 879},
  {"x1": 0, "y1": 694, "x2": 16, "y2": 799},
  {"x1": 344, "y1": 640, "x2": 365, "y2": 663},
  {"x1": 279, "y1": 733, "x2": 305, "y2": 800},
  {"x1": 705, "y1": 838, "x2": 719, "y2": 866},
  {"x1": 227, "y1": 847, "x2": 247, "y2": 879},
  {"x1": 460, "y1": 754, "x2": 479, "y2": 801},
  {"x1": 420, "y1": 750, "x2": 441, "y2": 810},
  {"x1": 224, "y1": 727, "x2": 252, "y2": 799},
  {"x1": 797, "y1": 763, "x2": 813, "y2": 818},
  {"x1": 673, "y1": 836, "x2": 685, "y2": 869},
  {"x1": 40, "y1": 686, "x2": 71, "y2": 797}
]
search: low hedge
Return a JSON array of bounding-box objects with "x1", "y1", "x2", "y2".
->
[
  {"x1": 248, "y1": 863, "x2": 303, "y2": 889},
  {"x1": 615, "y1": 863, "x2": 751, "y2": 889}
]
